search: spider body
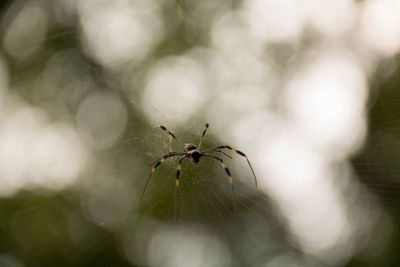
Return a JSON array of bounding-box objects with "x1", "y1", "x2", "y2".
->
[
  {"x1": 183, "y1": 144, "x2": 201, "y2": 165},
  {"x1": 142, "y1": 123, "x2": 258, "y2": 221}
]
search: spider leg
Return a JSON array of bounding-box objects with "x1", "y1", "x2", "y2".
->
[
  {"x1": 155, "y1": 125, "x2": 177, "y2": 152},
  {"x1": 148, "y1": 152, "x2": 185, "y2": 167},
  {"x1": 202, "y1": 145, "x2": 258, "y2": 187},
  {"x1": 197, "y1": 122, "x2": 209, "y2": 150},
  {"x1": 202, "y1": 155, "x2": 237, "y2": 218},
  {"x1": 175, "y1": 156, "x2": 187, "y2": 221},
  {"x1": 215, "y1": 149, "x2": 233, "y2": 159},
  {"x1": 141, "y1": 153, "x2": 184, "y2": 200}
]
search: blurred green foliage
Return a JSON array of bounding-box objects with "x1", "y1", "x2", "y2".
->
[{"x1": 1, "y1": 1, "x2": 400, "y2": 267}]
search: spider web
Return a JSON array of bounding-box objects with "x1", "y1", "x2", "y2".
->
[
  {"x1": 2, "y1": 21, "x2": 400, "y2": 266},
  {"x1": 0, "y1": 25, "x2": 285, "y2": 267},
  {"x1": 0, "y1": 15, "x2": 386, "y2": 228},
  {"x1": 130, "y1": 129, "x2": 275, "y2": 226},
  {"x1": 0, "y1": 21, "x2": 268, "y2": 227}
]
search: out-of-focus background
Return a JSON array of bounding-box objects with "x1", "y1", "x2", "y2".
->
[{"x1": 0, "y1": 0, "x2": 400, "y2": 266}]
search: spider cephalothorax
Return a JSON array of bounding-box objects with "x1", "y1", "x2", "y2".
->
[
  {"x1": 183, "y1": 143, "x2": 196, "y2": 152},
  {"x1": 142, "y1": 123, "x2": 258, "y2": 221}
]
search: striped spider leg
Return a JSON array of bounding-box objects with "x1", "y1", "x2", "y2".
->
[
  {"x1": 155, "y1": 125, "x2": 177, "y2": 152},
  {"x1": 202, "y1": 145, "x2": 258, "y2": 187},
  {"x1": 141, "y1": 152, "x2": 184, "y2": 200}
]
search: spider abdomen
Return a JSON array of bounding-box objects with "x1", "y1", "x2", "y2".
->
[{"x1": 189, "y1": 150, "x2": 201, "y2": 165}]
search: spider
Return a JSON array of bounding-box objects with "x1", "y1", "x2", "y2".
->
[{"x1": 141, "y1": 123, "x2": 258, "y2": 221}]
